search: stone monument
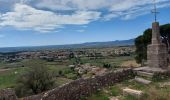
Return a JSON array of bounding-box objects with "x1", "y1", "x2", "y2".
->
[
  {"x1": 133, "y1": 0, "x2": 169, "y2": 85},
  {"x1": 147, "y1": 0, "x2": 168, "y2": 69},
  {"x1": 147, "y1": 22, "x2": 168, "y2": 69}
]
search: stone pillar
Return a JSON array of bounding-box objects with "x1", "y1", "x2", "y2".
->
[
  {"x1": 147, "y1": 22, "x2": 168, "y2": 69},
  {"x1": 152, "y1": 22, "x2": 161, "y2": 44}
]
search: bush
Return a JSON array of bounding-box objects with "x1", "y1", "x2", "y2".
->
[
  {"x1": 110, "y1": 86, "x2": 120, "y2": 96},
  {"x1": 15, "y1": 64, "x2": 55, "y2": 97},
  {"x1": 63, "y1": 68, "x2": 74, "y2": 74},
  {"x1": 58, "y1": 70, "x2": 63, "y2": 76},
  {"x1": 103, "y1": 63, "x2": 111, "y2": 69},
  {"x1": 65, "y1": 73, "x2": 78, "y2": 80}
]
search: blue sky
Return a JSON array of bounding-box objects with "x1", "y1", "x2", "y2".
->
[{"x1": 0, "y1": 0, "x2": 170, "y2": 47}]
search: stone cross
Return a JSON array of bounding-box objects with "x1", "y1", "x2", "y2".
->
[
  {"x1": 151, "y1": 0, "x2": 159, "y2": 22},
  {"x1": 147, "y1": 0, "x2": 168, "y2": 69}
]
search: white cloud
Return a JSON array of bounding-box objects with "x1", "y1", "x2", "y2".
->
[
  {"x1": 34, "y1": 0, "x2": 170, "y2": 21},
  {"x1": 103, "y1": 0, "x2": 170, "y2": 20},
  {"x1": 0, "y1": 3, "x2": 101, "y2": 32},
  {"x1": 0, "y1": 0, "x2": 170, "y2": 32},
  {"x1": 35, "y1": 0, "x2": 112, "y2": 11}
]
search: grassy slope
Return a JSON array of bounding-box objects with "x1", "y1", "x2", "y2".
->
[
  {"x1": 0, "y1": 68, "x2": 26, "y2": 88},
  {"x1": 0, "y1": 59, "x2": 71, "y2": 89},
  {"x1": 86, "y1": 79, "x2": 170, "y2": 100}
]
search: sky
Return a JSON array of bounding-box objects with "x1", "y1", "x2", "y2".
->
[{"x1": 0, "y1": 0, "x2": 170, "y2": 47}]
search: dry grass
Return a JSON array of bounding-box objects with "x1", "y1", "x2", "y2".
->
[
  {"x1": 121, "y1": 60, "x2": 140, "y2": 68},
  {"x1": 146, "y1": 86, "x2": 170, "y2": 100}
]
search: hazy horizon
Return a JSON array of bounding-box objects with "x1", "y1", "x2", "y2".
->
[{"x1": 0, "y1": 38, "x2": 134, "y2": 48}]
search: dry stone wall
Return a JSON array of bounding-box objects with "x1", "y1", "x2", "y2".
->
[
  {"x1": 0, "y1": 88, "x2": 18, "y2": 100},
  {"x1": 22, "y1": 69, "x2": 135, "y2": 100}
]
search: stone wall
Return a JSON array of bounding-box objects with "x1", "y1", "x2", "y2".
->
[
  {"x1": 0, "y1": 88, "x2": 18, "y2": 100},
  {"x1": 22, "y1": 69, "x2": 135, "y2": 100}
]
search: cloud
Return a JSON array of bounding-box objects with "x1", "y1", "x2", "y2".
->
[
  {"x1": 0, "y1": 3, "x2": 101, "y2": 32},
  {"x1": 102, "y1": 0, "x2": 170, "y2": 20},
  {"x1": 35, "y1": 0, "x2": 112, "y2": 11},
  {"x1": 28, "y1": 0, "x2": 170, "y2": 21},
  {"x1": 0, "y1": 0, "x2": 170, "y2": 32}
]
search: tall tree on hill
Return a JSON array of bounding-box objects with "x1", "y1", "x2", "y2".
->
[{"x1": 135, "y1": 24, "x2": 170, "y2": 65}]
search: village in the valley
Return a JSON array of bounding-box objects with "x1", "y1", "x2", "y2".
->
[{"x1": 0, "y1": 0, "x2": 170, "y2": 100}]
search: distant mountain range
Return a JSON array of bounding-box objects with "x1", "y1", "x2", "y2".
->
[{"x1": 0, "y1": 39, "x2": 134, "y2": 53}]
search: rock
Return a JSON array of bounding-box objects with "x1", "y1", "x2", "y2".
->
[
  {"x1": 134, "y1": 67, "x2": 167, "y2": 73},
  {"x1": 0, "y1": 88, "x2": 18, "y2": 100},
  {"x1": 159, "y1": 82, "x2": 170, "y2": 88},
  {"x1": 123, "y1": 88, "x2": 143, "y2": 99},
  {"x1": 137, "y1": 71, "x2": 154, "y2": 78},
  {"x1": 103, "y1": 89, "x2": 109, "y2": 94},
  {"x1": 109, "y1": 96, "x2": 119, "y2": 100},
  {"x1": 135, "y1": 77, "x2": 151, "y2": 85}
]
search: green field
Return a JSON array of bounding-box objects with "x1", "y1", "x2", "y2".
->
[
  {"x1": 0, "y1": 59, "x2": 72, "y2": 89},
  {"x1": 0, "y1": 56, "x2": 135, "y2": 89}
]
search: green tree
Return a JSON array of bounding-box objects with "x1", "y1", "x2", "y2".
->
[
  {"x1": 135, "y1": 23, "x2": 170, "y2": 64},
  {"x1": 103, "y1": 63, "x2": 111, "y2": 69},
  {"x1": 69, "y1": 52, "x2": 75, "y2": 59},
  {"x1": 15, "y1": 63, "x2": 55, "y2": 97},
  {"x1": 160, "y1": 24, "x2": 170, "y2": 52}
]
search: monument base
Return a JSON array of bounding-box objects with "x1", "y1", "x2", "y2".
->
[{"x1": 147, "y1": 43, "x2": 168, "y2": 69}]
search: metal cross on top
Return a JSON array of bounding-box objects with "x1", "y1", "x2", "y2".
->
[{"x1": 151, "y1": 0, "x2": 159, "y2": 22}]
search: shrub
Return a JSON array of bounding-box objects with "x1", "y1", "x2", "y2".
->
[
  {"x1": 103, "y1": 63, "x2": 111, "y2": 69},
  {"x1": 58, "y1": 70, "x2": 63, "y2": 76},
  {"x1": 110, "y1": 86, "x2": 120, "y2": 96},
  {"x1": 65, "y1": 73, "x2": 78, "y2": 80},
  {"x1": 15, "y1": 64, "x2": 55, "y2": 97}
]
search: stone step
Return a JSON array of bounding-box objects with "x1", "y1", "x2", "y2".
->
[
  {"x1": 135, "y1": 77, "x2": 152, "y2": 85},
  {"x1": 134, "y1": 67, "x2": 166, "y2": 73},
  {"x1": 137, "y1": 71, "x2": 154, "y2": 78},
  {"x1": 123, "y1": 88, "x2": 143, "y2": 99}
]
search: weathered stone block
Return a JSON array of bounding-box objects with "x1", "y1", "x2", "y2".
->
[
  {"x1": 123, "y1": 88, "x2": 143, "y2": 99},
  {"x1": 147, "y1": 44, "x2": 168, "y2": 69},
  {"x1": 135, "y1": 77, "x2": 151, "y2": 85}
]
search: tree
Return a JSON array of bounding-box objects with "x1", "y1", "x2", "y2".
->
[
  {"x1": 135, "y1": 23, "x2": 170, "y2": 65},
  {"x1": 160, "y1": 24, "x2": 170, "y2": 52},
  {"x1": 103, "y1": 63, "x2": 111, "y2": 69},
  {"x1": 15, "y1": 62, "x2": 55, "y2": 97},
  {"x1": 69, "y1": 52, "x2": 75, "y2": 59}
]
